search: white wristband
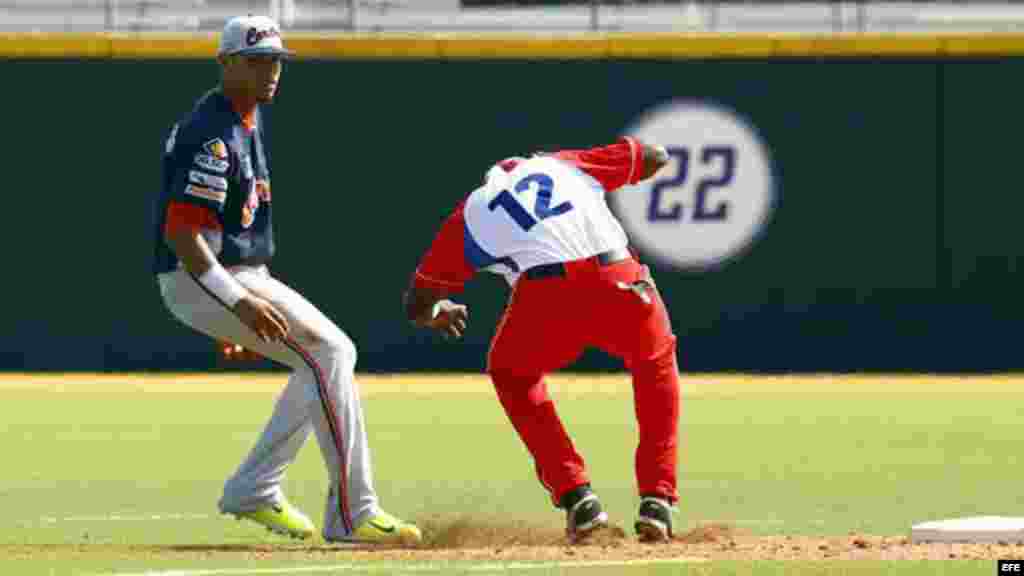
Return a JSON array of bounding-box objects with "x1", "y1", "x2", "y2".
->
[
  {"x1": 430, "y1": 301, "x2": 443, "y2": 321},
  {"x1": 198, "y1": 264, "x2": 249, "y2": 308}
]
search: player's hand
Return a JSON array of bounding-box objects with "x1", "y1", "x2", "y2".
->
[
  {"x1": 642, "y1": 143, "x2": 671, "y2": 179},
  {"x1": 233, "y1": 295, "x2": 290, "y2": 343},
  {"x1": 427, "y1": 300, "x2": 469, "y2": 340}
]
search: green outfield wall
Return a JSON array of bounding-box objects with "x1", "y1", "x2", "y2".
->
[{"x1": 3, "y1": 34, "x2": 1021, "y2": 372}]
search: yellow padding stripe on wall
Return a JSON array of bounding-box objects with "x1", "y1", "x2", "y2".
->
[{"x1": 3, "y1": 32, "x2": 1024, "y2": 59}]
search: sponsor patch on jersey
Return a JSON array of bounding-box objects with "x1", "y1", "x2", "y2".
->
[
  {"x1": 194, "y1": 154, "x2": 229, "y2": 174},
  {"x1": 185, "y1": 184, "x2": 227, "y2": 204},
  {"x1": 203, "y1": 138, "x2": 229, "y2": 159},
  {"x1": 255, "y1": 179, "x2": 271, "y2": 202},
  {"x1": 189, "y1": 170, "x2": 228, "y2": 191}
]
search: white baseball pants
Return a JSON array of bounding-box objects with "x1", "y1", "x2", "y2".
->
[{"x1": 157, "y1": 264, "x2": 377, "y2": 540}]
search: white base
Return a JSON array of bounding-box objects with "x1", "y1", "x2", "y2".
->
[{"x1": 911, "y1": 516, "x2": 1024, "y2": 544}]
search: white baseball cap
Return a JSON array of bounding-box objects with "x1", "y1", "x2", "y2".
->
[{"x1": 218, "y1": 15, "x2": 294, "y2": 58}]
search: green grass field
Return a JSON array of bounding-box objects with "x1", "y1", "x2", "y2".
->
[{"x1": 1, "y1": 373, "x2": 1022, "y2": 575}]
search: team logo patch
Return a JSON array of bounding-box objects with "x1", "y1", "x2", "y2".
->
[
  {"x1": 203, "y1": 139, "x2": 229, "y2": 159},
  {"x1": 255, "y1": 179, "x2": 271, "y2": 202},
  {"x1": 189, "y1": 170, "x2": 228, "y2": 191},
  {"x1": 185, "y1": 184, "x2": 227, "y2": 204},
  {"x1": 611, "y1": 100, "x2": 776, "y2": 272},
  {"x1": 194, "y1": 154, "x2": 229, "y2": 174}
]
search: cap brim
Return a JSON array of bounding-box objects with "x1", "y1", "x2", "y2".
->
[{"x1": 232, "y1": 46, "x2": 294, "y2": 58}]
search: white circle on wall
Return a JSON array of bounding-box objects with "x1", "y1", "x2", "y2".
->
[{"x1": 612, "y1": 100, "x2": 776, "y2": 272}]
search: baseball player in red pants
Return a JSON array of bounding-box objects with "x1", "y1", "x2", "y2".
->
[{"x1": 403, "y1": 138, "x2": 680, "y2": 542}]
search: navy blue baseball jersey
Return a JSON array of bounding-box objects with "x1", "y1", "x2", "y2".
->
[{"x1": 153, "y1": 89, "x2": 274, "y2": 274}]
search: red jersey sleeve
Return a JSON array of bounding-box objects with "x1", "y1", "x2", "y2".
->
[
  {"x1": 552, "y1": 136, "x2": 645, "y2": 193},
  {"x1": 413, "y1": 202, "x2": 476, "y2": 294},
  {"x1": 164, "y1": 200, "x2": 222, "y2": 237}
]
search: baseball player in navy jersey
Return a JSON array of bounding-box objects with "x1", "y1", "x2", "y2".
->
[
  {"x1": 403, "y1": 139, "x2": 679, "y2": 543},
  {"x1": 153, "y1": 15, "x2": 420, "y2": 545}
]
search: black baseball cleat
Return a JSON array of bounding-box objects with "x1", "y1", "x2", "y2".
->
[
  {"x1": 560, "y1": 484, "x2": 609, "y2": 542},
  {"x1": 635, "y1": 496, "x2": 674, "y2": 542}
]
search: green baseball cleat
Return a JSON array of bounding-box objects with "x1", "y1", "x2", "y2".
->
[
  {"x1": 229, "y1": 500, "x2": 315, "y2": 540},
  {"x1": 348, "y1": 510, "x2": 422, "y2": 545}
]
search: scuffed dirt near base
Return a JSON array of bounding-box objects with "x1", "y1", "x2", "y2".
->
[
  {"x1": 377, "y1": 518, "x2": 1024, "y2": 562},
  {"x1": 180, "y1": 518, "x2": 1024, "y2": 563},
  {"x1": 7, "y1": 519, "x2": 1024, "y2": 566}
]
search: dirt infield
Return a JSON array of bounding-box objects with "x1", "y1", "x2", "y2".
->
[
  {"x1": 7, "y1": 518, "x2": 1022, "y2": 564},
  {"x1": 411, "y1": 517, "x2": 1024, "y2": 561},
  {"x1": 422, "y1": 518, "x2": 1024, "y2": 561}
]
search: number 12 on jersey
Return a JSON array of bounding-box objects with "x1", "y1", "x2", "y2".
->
[{"x1": 488, "y1": 173, "x2": 574, "y2": 231}]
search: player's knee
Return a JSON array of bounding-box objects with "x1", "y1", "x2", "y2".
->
[
  {"x1": 632, "y1": 347, "x2": 679, "y2": 386},
  {"x1": 328, "y1": 333, "x2": 358, "y2": 369},
  {"x1": 631, "y1": 338, "x2": 677, "y2": 370}
]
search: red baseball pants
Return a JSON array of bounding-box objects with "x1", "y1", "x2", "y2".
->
[{"x1": 486, "y1": 256, "x2": 680, "y2": 507}]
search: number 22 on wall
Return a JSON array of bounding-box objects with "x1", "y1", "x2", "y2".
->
[{"x1": 649, "y1": 146, "x2": 735, "y2": 223}]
